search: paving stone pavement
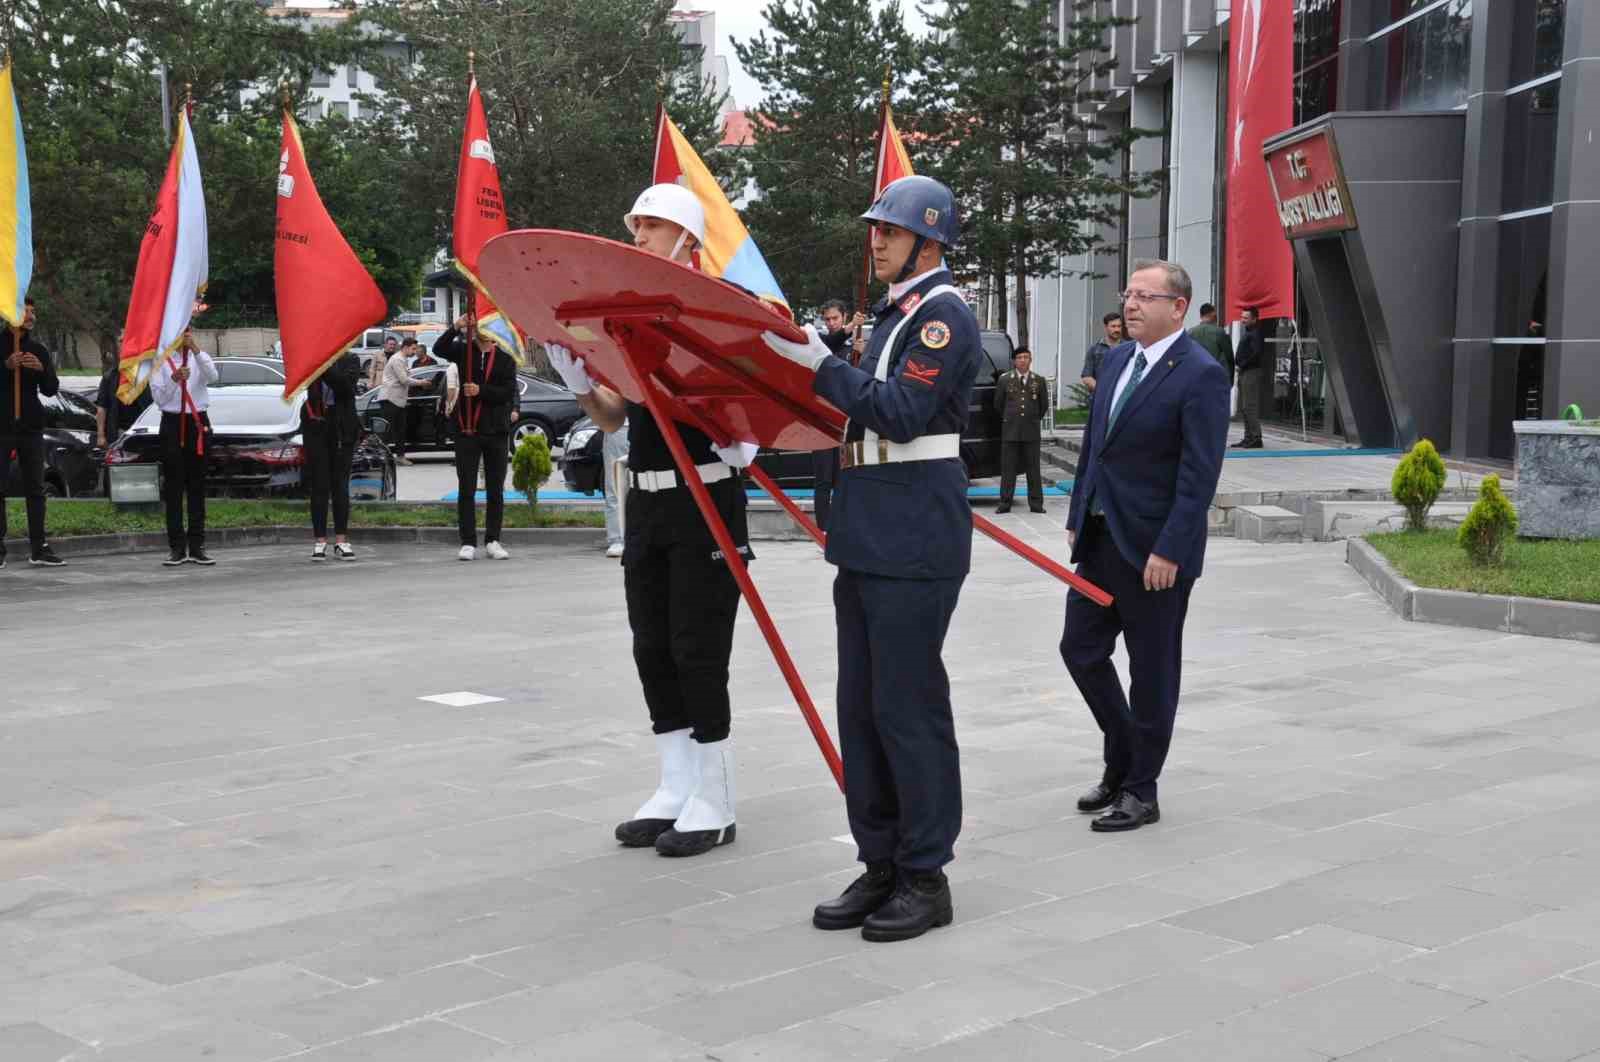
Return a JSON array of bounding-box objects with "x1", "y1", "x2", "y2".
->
[{"x1": 2, "y1": 527, "x2": 1599, "y2": 1061}]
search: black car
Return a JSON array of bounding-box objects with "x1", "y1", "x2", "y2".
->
[
  {"x1": 105, "y1": 385, "x2": 398, "y2": 502},
  {"x1": 2, "y1": 388, "x2": 106, "y2": 497},
  {"x1": 751, "y1": 329, "x2": 1017, "y2": 488},
  {"x1": 559, "y1": 415, "x2": 606, "y2": 494},
  {"x1": 355, "y1": 365, "x2": 582, "y2": 455}
]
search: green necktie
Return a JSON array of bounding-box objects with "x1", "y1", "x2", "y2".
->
[{"x1": 1107, "y1": 350, "x2": 1149, "y2": 430}]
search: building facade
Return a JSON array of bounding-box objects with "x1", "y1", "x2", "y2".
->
[{"x1": 1035, "y1": 0, "x2": 1593, "y2": 461}]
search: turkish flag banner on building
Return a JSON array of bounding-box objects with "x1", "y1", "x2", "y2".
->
[
  {"x1": 1225, "y1": 0, "x2": 1295, "y2": 322},
  {"x1": 273, "y1": 110, "x2": 386, "y2": 398}
]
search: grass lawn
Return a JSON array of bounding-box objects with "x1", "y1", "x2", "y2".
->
[
  {"x1": 1367, "y1": 529, "x2": 1600, "y2": 605},
  {"x1": 1055, "y1": 407, "x2": 1090, "y2": 428},
  {"x1": 6, "y1": 499, "x2": 602, "y2": 538}
]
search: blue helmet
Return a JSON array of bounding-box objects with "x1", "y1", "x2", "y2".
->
[{"x1": 861, "y1": 175, "x2": 961, "y2": 246}]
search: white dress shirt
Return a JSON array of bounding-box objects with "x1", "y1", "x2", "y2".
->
[
  {"x1": 149, "y1": 349, "x2": 218, "y2": 413},
  {"x1": 1106, "y1": 328, "x2": 1183, "y2": 419},
  {"x1": 887, "y1": 261, "x2": 949, "y2": 302}
]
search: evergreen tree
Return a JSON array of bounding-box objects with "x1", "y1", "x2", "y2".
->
[
  {"x1": 914, "y1": 0, "x2": 1158, "y2": 344},
  {"x1": 358, "y1": 0, "x2": 728, "y2": 255},
  {"x1": 732, "y1": 0, "x2": 916, "y2": 315}
]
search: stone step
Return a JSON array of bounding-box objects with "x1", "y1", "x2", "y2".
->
[
  {"x1": 1303, "y1": 500, "x2": 1475, "y2": 541},
  {"x1": 1234, "y1": 504, "x2": 1303, "y2": 543}
]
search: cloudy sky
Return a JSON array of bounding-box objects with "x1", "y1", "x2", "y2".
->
[{"x1": 679, "y1": 0, "x2": 942, "y2": 109}]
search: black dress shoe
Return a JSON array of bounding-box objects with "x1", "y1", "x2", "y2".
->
[
  {"x1": 1030, "y1": 504, "x2": 1047, "y2": 514},
  {"x1": 813, "y1": 862, "x2": 896, "y2": 930},
  {"x1": 861, "y1": 869, "x2": 953, "y2": 943},
  {"x1": 1076, "y1": 782, "x2": 1119, "y2": 813},
  {"x1": 614, "y1": 817, "x2": 676, "y2": 848},
  {"x1": 655, "y1": 822, "x2": 735, "y2": 857},
  {"x1": 163, "y1": 548, "x2": 187, "y2": 567},
  {"x1": 188, "y1": 547, "x2": 216, "y2": 566},
  {"x1": 995, "y1": 504, "x2": 1012, "y2": 514},
  {"x1": 1092, "y1": 792, "x2": 1160, "y2": 832}
]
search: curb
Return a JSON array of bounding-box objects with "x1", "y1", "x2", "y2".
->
[
  {"x1": 4, "y1": 525, "x2": 607, "y2": 560},
  {"x1": 1345, "y1": 537, "x2": 1600, "y2": 644}
]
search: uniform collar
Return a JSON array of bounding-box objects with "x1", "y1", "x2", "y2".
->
[{"x1": 888, "y1": 263, "x2": 949, "y2": 302}]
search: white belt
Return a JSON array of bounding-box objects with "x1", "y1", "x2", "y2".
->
[
  {"x1": 628, "y1": 462, "x2": 732, "y2": 492},
  {"x1": 839, "y1": 433, "x2": 959, "y2": 469}
]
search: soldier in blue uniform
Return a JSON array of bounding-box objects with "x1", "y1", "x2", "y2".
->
[{"x1": 763, "y1": 175, "x2": 980, "y2": 943}]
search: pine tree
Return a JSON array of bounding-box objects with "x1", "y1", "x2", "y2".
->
[
  {"x1": 732, "y1": 0, "x2": 916, "y2": 315},
  {"x1": 913, "y1": 0, "x2": 1158, "y2": 344}
]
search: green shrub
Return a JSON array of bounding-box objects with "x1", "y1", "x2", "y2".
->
[
  {"x1": 1458, "y1": 474, "x2": 1518, "y2": 566},
  {"x1": 511, "y1": 431, "x2": 553, "y2": 510},
  {"x1": 1391, "y1": 438, "x2": 1447, "y2": 531},
  {"x1": 1066, "y1": 381, "x2": 1093, "y2": 409}
]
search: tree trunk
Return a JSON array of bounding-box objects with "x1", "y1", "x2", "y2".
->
[
  {"x1": 992, "y1": 268, "x2": 1008, "y2": 333},
  {"x1": 1014, "y1": 254, "x2": 1031, "y2": 350}
]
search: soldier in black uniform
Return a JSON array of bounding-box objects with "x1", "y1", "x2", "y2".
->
[
  {"x1": 544, "y1": 182, "x2": 759, "y2": 859},
  {"x1": 0, "y1": 298, "x2": 64, "y2": 567},
  {"x1": 994, "y1": 345, "x2": 1050, "y2": 513},
  {"x1": 764, "y1": 175, "x2": 981, "y2": 943}
]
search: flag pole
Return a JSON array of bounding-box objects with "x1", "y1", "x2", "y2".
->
[
  {"x1": 5, "y1": 44, "x2": 19, "y2": 420},
  {"x1": 857, "y1": 64, "x2": 892, "y2": 315}
]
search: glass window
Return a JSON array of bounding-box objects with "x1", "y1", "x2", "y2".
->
[
  {"x1": 1495, "y1": 213, "x2": 1551, "y2": 338},
  {"x1": 310, "y1": 68, "x2": 331, "y2": 88},
  {"x1": 1294, "y1": 60, "x2": 1340, "y2": 124},
  {"x1": 1510, "y1": 0, "x2": 1566, "y2": 85},
  {"x1": 1501, "y1": 83, "x2": 1560, "y2": 213},
  {"x1": 329, "y1": 101, "x2": 349, "y2": 120},
  {"x1": 347, "y1": 64, "x2": 359, "y2": 88},
  {"x1": 420, "y1": 294, "x2": 437, "y2": 315},
  {"x1": 1296, "y1": 0, "x2": 1343, "y2": 73},
  {"x1": 1368, "y1": 0, "x2": 1472, "y2": 111}
]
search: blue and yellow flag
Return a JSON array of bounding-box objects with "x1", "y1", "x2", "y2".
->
[
  {"x1": 652, "y1": 106, "x2": 787, "y2": 311},
  {"x1": 0, "y1": 59, "x2": 32, "y2": 327}
]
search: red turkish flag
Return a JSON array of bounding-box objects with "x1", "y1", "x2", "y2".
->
[
  {"x1": 1225, "y1": 0, "x2": 1294, "y2": 322},
  {"x1": 451, "y1": 78, "x2": 526, "y2": 358},
  {"x1": 273, "y1": 111, "x2": 386, "y2": 398}
]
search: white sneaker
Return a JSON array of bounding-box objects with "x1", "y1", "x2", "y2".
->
[
  {"x1": 458, "y1": 545, "x2": 476, "y2": 561},
  {"x1": 485, "y1": 540, "x2": 510, "y2": 560},
  {"x1": 605, "y1": 542, "x2": 624, "y2": 559}
]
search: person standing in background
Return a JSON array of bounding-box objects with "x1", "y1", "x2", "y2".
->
[
  {"x1": 1080, "y1": 312, "x2": 1123, "y2": 394},
  {"x1": 813, "y1": 299, "x2": 866, "y2": 532},
  {"x1": 149, "y1": 329, "x2": 218, "y2": 566},
  {"x1": 1232, "y1": 306, "x2": 1265, "y2": 449},
  {"x1": 0, "y1": 298, "x2": 65, "y2": 567},
  {"x1": 380, "y1": 336, "x2": 413, "y2": 465},
  {"x1": 602, "y1": 417, "x2": 630, "y2": 560},
  {"x1": 303, "y1": 350, "x2": 363, "y2": 561},
  {"x1": 993, "y1": 346, "x2": 1049, "y2": 514},
  {"x1": 1188, "y1": 303, "x2": 1235, "y2": 384}
]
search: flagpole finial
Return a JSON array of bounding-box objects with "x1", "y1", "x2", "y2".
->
[
  {"x1": 467, "y1": 50, "x2": 475, "y2": 80},
  {"x1": 882, "y1": 63, "x2": 892, "y2": 106}
]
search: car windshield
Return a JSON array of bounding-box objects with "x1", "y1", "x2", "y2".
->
[{"x1": 131, "y1": 388, "x2": 297, "y2": 431}]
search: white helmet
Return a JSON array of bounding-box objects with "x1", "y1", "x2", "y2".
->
[{"x1": 624, "y1": 183, "x2": 707, "y2": 249}]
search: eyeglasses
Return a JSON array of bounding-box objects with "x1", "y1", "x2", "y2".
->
[{"x1": 1119, "y1": 289, "x2": 1184, "y2": 305}]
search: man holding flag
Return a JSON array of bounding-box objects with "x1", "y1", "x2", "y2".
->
[
  {"x1": 149, "y1": 326, "x2": 217, "y2": 566},
  {"x1": 0, "y1": 298, "x2": 64, "y2": 567}
]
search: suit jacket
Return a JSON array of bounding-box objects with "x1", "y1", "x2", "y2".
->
[
  {"x1": 1065, "y1": 332, "x2": 1230, "y2": 580},
  {"x1": 993, "y1": 369, "x2": 1049, "y2": 441},
  {"x1": 300, "y1": 351, "x2": 363, "y2": 446}
]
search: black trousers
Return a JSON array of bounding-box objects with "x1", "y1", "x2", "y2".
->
[
  {"x1": 306, "y1": 429, "x2": 354, "y2": 539},
  {"x1": 623, "y1": 479, "x2": 748, "y2": 744},
  {"x1": 1238, "y1": 367, "x2": 1263, "y2": 443},
  {"x1": 1059, "y1": 516, "x2": 1193, "y2": 803},
  {"x1": 834, "y1": 567, "x2": 964, "y2": 871},
  {"x1": 0, "y1": 431, "x2": 47, "y2": 551},
  {"x1": 381, "y1": 401, "x2": 407, "y2": 457},
  {"x1": 811, "y1": 448, "x2": 838, "y2": 532},
  {"x1": 454, "y1": 432, "x2": 508, "y2": 545},
  {"x1": 159, "y1": 412, "x2": 208, "y2": 551},
  {"x1": 999, "y1": 439, "x2": 1043, "y2": 507}
]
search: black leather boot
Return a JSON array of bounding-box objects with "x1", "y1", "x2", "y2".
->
[
  {"x1": 615, "y1": 817, "x2": 676, "y2": 847},
  {"x1": 813, "y1": 862, "x2": 895, "y2": 930},
  {"x1": 861, "y1": 869, "x2": 953, "y2": 943}
]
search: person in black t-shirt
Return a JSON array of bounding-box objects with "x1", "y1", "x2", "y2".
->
[
  {"x1": 544, "y1": 182, "x2": 764, "y2": 860},
  {"x1": 95, "y1": 365, "x2": 152, "y2": 450}
]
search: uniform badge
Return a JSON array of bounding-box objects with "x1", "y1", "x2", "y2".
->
[
  {"x1": 920, "y1": 321, "x2": 951, "y2": 350},
  {"x1": 904, "y1": 357, "x2": 941, "y2": 387},
  {"x1": 898, "y1": 292, "x2": 923, "y2": 315},
  {"x1": 924, "y1": 207, "x2": 940, "y2": 227}
]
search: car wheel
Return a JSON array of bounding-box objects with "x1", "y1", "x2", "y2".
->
[
  {"x1": 510, "y1": 419, "x2": 551, "y2": 453},
  {"x1": 41, "y1": 475, "x2": 64, "y2": 498}
]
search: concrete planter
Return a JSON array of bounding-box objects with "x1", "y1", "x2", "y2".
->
[{"x1": 1514, "y1": 420, "x2": 1600, "y2": 540}]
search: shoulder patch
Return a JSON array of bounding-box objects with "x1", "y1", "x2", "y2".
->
[{"x1": 919, "y1": 321, "x2": 951, "y2": 350}]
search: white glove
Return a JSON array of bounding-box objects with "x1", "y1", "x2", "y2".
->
[
  {"x1": 544, "y1": 341, "x2": 592, "y2": 394},
  {"x1": 713, "y1": 441, "x2": 760, "y2": 468},
  {"x1": 762, "y1": 325, "x2": 833, "y2": 372}
]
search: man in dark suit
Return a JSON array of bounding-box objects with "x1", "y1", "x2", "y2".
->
[
  {"x1": 993, "y1": 345, "x2": 1050, "y2": 513},
  {"x1": 302, "y1": 350, "x2": 364, "y2": 561},
  {"x1": 1061, "y1": 259, "x2": 1230, "y2": 832},
  {"x1": 1232, "y1": 306, "x2": 1265, "y2": 448}
]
